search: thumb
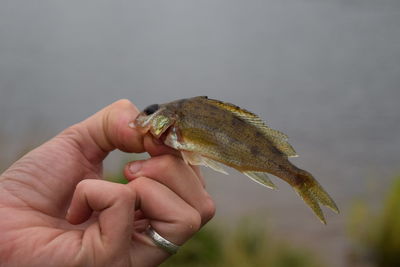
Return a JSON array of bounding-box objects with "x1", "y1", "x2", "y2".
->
[{"x1": 61, "y1": 99, "x2": 145, "y2": 164}]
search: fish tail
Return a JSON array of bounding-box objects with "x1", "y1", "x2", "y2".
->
[{"x1": 292, "y1": 170, "x2": 339, "y2": 224}]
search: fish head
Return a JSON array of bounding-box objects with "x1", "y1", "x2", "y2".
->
[{"x1": 134, "y1": 103, "x2": 177, "y2": 138}]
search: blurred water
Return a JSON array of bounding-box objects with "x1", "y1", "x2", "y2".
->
[{"x1": 1, "y1": 1, "x2": 400, "y2": 266}]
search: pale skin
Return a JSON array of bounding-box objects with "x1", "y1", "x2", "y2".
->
[{"x1": 0, "y1": 100, "x2": 215, "y2": 267}]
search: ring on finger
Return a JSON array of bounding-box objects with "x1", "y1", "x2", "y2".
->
[{"x1": 145, "y1": 226, "x2": 180, "y2": 254}]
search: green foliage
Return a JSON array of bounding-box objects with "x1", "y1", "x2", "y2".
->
[
  {"x1": 162, "y1": 220, "x2": 321, "y2": 267},
  {"x1": 109, "y1": 177, "x2": 129, "y2": 184},
  {"x1": 348, "y1": 176, "x2": 400, "y2": 267},
  {"x1": 162, "y1": 225, "x2": 223, "y2": 267},
  {"x1": 375, "y1": 178, "x2": 400, "y2": 267},
  {"x1": 106, "y1": 152, "x2": 148, "y2": 185}
]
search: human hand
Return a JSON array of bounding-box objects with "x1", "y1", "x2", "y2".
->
[{"x1": 0, "y1": 100, "x2": 215, "y2": 267}]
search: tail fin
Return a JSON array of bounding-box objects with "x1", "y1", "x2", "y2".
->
[{"x1": 293, "y1": 171, "x2": 339, "y2": 224}]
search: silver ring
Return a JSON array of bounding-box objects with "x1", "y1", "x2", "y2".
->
[{"x1": 145, "y1": 226, "x2": 180, "y2": 254}]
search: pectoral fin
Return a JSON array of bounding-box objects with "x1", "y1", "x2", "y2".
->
[
  {"x1": 181, "y1": 151, "x2": 228, "y2": 175},
  {"x1": 202, "y1": 158, "x2": 228, "y2": 175},
  {"x1": 243, "y1": 171, "x2": 277, "y2": 190},
  {"x1": 181, "y1": 151, "x2": 203, "y2": 165}
]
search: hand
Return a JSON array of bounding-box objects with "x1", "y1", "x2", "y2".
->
[{"x1": 0, "y1": 100, "x2": 215, "y2": 267}]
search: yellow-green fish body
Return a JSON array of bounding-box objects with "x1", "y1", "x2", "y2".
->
[{"x1": 134, "y1": 96, "x2": 339, "y2": 224}]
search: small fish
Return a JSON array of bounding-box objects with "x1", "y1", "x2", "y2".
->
[{"x1": 134, "y1": 96, "x2": 339, "y2": 224}]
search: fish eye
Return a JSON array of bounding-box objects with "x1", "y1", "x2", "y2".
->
[{"x1": 143, "y1": 104, "x2": 159, "y2": 115}]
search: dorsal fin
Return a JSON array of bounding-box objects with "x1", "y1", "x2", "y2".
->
[{"x1": 206, "y1": 98, "x2": 298, "y2": 157}]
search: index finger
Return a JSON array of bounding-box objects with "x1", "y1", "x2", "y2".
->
[{"x1": 141, "y1": 134, "x2": 206, "y2": 187}]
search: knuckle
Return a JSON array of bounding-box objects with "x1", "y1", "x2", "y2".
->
[
  {"x1": 200, "y1": 196, "x2": 216, "y2": 223},
  {"x1": 131, "y1": 176, "x2": 147, "y2": 187},
  {"x1": 178, "y1": 210, "x2": 202, "y2": 236},
  {"x1": 76, "y1": 179, "x2": 91, "y2": 192},
  {"x1": 130, "y1": 176, "x2": 151, "y2": 192},
  {"x1": 114, "y1": 184, "x2": 135, "y2": 202},
  {"x1": 60, "y1": 123, "x2": 80, "y2": 137}
]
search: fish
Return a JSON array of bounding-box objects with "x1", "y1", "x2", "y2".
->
[{"x1": 134, "y1": 96, "x2": 339, "y2": 224}]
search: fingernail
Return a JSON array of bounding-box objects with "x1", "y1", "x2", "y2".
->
[
  {"x1": 129, "y1": 161, "x2": 142, "y2": 174},
  {"x1": 128, "y1": 121, "x2": 136, "y2": 128}
]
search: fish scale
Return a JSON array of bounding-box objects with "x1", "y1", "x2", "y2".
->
[{"x1": 134, "y1": 96, "x2": 339, "y2": 224}]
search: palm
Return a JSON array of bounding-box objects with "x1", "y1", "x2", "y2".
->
[{"x1": 0, "y1": 134, "x2": 130, "y2": 266}]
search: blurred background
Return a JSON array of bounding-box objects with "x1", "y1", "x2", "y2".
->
[{"x1": 1, "y1": 0, "x2": 399, "y2": 266}]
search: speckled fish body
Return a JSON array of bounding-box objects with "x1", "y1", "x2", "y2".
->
[{"x1": 134, "y1": 96, "x2": 339, "y2": 224}]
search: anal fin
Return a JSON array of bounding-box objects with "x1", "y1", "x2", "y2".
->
[{"x1": 243, "y1": 171, "x2": 277, "y2": 190}]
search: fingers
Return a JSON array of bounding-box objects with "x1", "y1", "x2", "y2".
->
[
  {"x1": 66, "y1": 179, "x2": 136, "y2": 250},
  {"x1": 125, "y1": 176, "x2": 210, "y2": 266},
  {"x1": 128, "y1": 177, "x2": 202, "y2": 245},
  {"x1": 124, "y1": 155, "x2": 215, "y2": 225},
  {"x1": 59, "y1": 99, "x2": 145, "y2": 164},
  {"x1": 66, "y1": 176, "x2": 212, "y2": 266},
  {"x1": 65, "y1": 154, "x2": 215, "y2": 265},
  {"x1": 142, "y1": 134, "x2": 206, "y2": 186}
]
